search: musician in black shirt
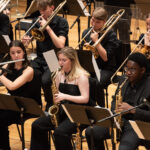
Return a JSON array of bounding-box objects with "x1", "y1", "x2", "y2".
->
[
  {"x1": 85, "y1": 52, "x2": 150, "y2": 150},
  {"x1": 81, "y1": 7, "x2": 119, "y2": 107},
  {"x1": 22, "y1": 0, "x2": 69, "y2": 110}
]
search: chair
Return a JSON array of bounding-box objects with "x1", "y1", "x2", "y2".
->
[{"x1": 15, "y1": 19, "x2": 33, "y2": 40}]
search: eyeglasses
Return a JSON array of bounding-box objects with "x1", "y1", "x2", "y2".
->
[{"x1": 124, "y1": 67, "x2": 137, "y2": 73}]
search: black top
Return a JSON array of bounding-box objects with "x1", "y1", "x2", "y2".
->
[
  {"x1": 6, "y1": 67, "x2": 42, "y2": 105},
  {"x1": 82, "y1": 28, "x2": 120, "y2": 71},
  {"x1": 58, "y1": 82, "x2": 95, "y2": 120},
  {"x1": 33, "y1": 15, "x2": 69, "y2": 62},
  {"x1": 0, "y1": 13, "x2": 13, "y2": 41}
]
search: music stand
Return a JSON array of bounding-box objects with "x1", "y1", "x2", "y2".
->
[
  {"x1": 0, "y1": 34, "x2": 10, "y2": 61},
  {"x1": 0, "y1": 94, "x2": 45, "y2": 150},
  {"x1": 77, "y1": 50, "x2": 100, "y2": 80},
  {"x1": 129, "y1": 120, "x2": 150, "y2": 141},
  {"x1": 54, "y1": 0, "x2": 90, "y2": 46},
  {"x1": 62, "y1": 104, "x2": 119, "y2": 150},
  {"x1": 77, "y1": 50, "x2": 95, "y2": 74}
]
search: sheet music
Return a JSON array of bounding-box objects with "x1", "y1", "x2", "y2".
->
[
  {"x1": 77, "y1": 0, "x2": 90, "y2": 16},
  {"x1": 92, "y1": 55, "x2": 100, "y2": 81},
  {"x1": 21, "y1": 19, "x2": 33, "y2": 23},
  {"x1": 2, "y1": 35, "x2": 11, "y2": 46},
  {"x1": 43, "y1": 50, "x2": 60, "y2": 72}
]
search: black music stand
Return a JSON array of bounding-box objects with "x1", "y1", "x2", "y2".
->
[
  {"x1": 0, "y1": 94, "x2": 45, "y2": 150},
  {"x1": 54, "y1": 0, "x2": 90, "y2": 46},
  {"x1": 0, "y1": 34, "x2": 10, "y2": 61},
  {"x1": 77, "y1": 50, "x2": 95, "y2": 76},
  {"x1": 130, "y1": 120, "x2": 150, "y2": 141},
  {"x1": 62, "y1": 104, "x2": 119, "y2": 150}
]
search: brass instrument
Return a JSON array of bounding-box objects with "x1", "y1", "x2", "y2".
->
[
  {"x1": 111, "y1": 29, "x2": 150, "y2": 84},
  {"x1": 75, "y1": 124, "x2": 81, "y2": 150},
  {"x1": 0, "y1": 0, "x2": 10, "y2": 13},
  {"x1": 30, "y1": 0, "x2": 67, "y2": 42},
  {"x1": 48, "y1": 68, "x2": 61, "y2": 128},
  {"x1": 76, "y1": 9, "x2": 125, "y2": 58},
  {"x1": 115, "y1": 77, "x2": 128, "y2": 125}
]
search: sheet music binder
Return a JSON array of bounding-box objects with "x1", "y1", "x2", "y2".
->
[{"x1": 130, "y1": 120, "x2": 150, "y2": 141}]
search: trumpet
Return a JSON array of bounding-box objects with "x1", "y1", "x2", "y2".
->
[{"x1": 76, "y1": 9, "x2": 125, "y2": 59}]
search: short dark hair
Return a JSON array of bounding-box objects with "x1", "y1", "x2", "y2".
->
[
  {"x1": 92, "y1": 7, "x2": 108, "y2": 21},
  {"x1": 127, "y1": 52, "x2": 148, "y2": 71},
  {"x1": 37, "y1": 0, "x2": 54, "y2": 10}
]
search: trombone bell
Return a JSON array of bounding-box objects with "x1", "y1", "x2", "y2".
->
[
  {"x1": 30, "y1": 28, "x2": 45, "y2": 42},
  {"x1": 84, "y1": 44, "x2": 99, "y2": 59}
]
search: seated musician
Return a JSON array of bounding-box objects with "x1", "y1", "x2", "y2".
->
[
  {"x1": 30, "y1": 47, "x2": 95, "y2": 150},
  {"x1": 0, "y1": 40, "x2": 41, "y2": 150},
  {"x1": 138, "y1": 13, "x2": 150, "y2": 47},
  {"x1": 85, "y1": 52, "x2": 150, "y2": 150},
  {"x1": 22, "y1": 0, "x2": 69, "y2": 111},
  {"x1": 137, "y1": 13, "x2": 150, "y2": 74},
  {"x1": 81, "y1": 7, "x2": 120, "y2": 107}
]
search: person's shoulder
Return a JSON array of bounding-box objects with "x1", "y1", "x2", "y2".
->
[
  {"x1": 24, "y1": 66, "x2": 34, "y2": 74},
  {"x1": 56, "y1": 15, "x2": 68, "y2": 23}
]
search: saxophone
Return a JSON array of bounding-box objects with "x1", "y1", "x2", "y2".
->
[
  {"x1": 75, "y1": 124, "x2": 81, "y2": 150},
  {"x1": 115, "y1": 77, "x2": 128, "y2": 125},
  {"x1": 48, "y1": 68, "x2": 61, "y2": 128},
  {"x1": 114, "y1": 77, "x2": 128, "y2": 142}
]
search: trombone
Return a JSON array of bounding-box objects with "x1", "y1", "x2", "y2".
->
[
  {"x1": 0, "y1": 0, "x2": 10, "y2": 13},
  {"x1": 111, "y1": 30, "x2": 150, "y2": 84},
  {"x1": 22, "y1": 0, "x2": 67, "y2": 42},
  {"x1": 30, "y1": 0, "x2": 67, "y2": 42},
  {"x1": 76, "y1": 9, "x2": 125, "y2": 59}
]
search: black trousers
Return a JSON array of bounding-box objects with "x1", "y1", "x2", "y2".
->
[
  {"x1": 31, "y1": 59, "x2": 53, "y2": 111},
  {"x1": 85, "y1": 121, "x2": 141, "y2": 150},
  {"x1": 0, "y1": 110, "x2": 21, "y2": 150},
  {"x1": 30, "y1": 115, "x2": 77, "y2": 150}
]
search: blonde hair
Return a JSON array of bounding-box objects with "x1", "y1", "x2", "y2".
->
[
  {"x1": 92, "y1": 7, "x2": 108, "y2": 21},
  {"x1": 57, "y1": 47, "x2": 90, "y2": 81}
]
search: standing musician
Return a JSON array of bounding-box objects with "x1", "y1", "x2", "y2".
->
[
  {"x1": 22, "y1": 0, "x2": 69, "y2": 111},
  {"x1": 85, "y1": 52, "x2": 150, "y2": 150},
  {"x1": 81, "y1": 7, "x2": 120, "y2": 107},
  {"x1": 30, "y1": 47, "x2": 95, "y2": 150},
  {"x1": 0, "y1": 8, "x2": 13, "y2": 41},
  {"x1": 0, "y1": 40, "x2": 41, "y2": 150}
]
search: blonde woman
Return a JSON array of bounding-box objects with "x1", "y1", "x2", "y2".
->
[{"x1": 30, "y1": 47, "x2": 95, "y2": 150}]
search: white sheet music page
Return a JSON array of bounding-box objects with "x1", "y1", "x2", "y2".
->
[
  {"x1": 43, "y1": 50, "x2": 60, "y2": 72},
  {"x1": 77, "y1": 0, "x2": 90, "y2": 16},
  {"x1": 2, "y1": 35, "x2": 11, "y2": 46},
  {"x1": 92, "y1": 55, "x2": 100, "y2": 81}
]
